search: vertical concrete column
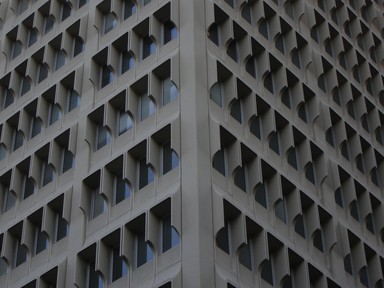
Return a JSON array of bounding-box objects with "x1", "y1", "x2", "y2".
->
[{"x1": 179, "y1": 0, "x2": 215, "y2": 287}]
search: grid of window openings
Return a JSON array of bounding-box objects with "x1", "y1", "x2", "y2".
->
[
  {"x1": 0, "y1": 0, "x2": 383, "y2": 287},
  {"x1": 0, "y1": 0, "x2": 180, "y2": 287},
  {"x1": 207, "y1": 0, "x2": 384, "y2": 287}
]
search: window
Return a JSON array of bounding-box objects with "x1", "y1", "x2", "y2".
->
[
  {"x1": 136, "y1": 231, "x2": 153, "y2": 267},
  {"x1": 62, "y1": 149, "x2": 74, "y2": 173},
  {"x1": 138, "y1": 93, "x2": 155, "y2": 121},
  {"x1": 104, "y1": 13, "x2": 117, "y2": 34},
  {"x1": 13, "y1": 130, "x2": 24, "y2": 151},
  {"x1": 30, "y1": 117, "x2": 42, "y2": 138},
  {"x1": 239, "y1": 241, "x2": 252, "y2": 270},
  {"x1": 241, "y1": 3, "x2": 252, "y2": 24},
  {"x1": 111, "y1": 246, "x2": 128, "y2": 282},
  {"x1": 162, "y1": 77, "x2": 178, "y2": 106},
  {"x1": 48, "y1": 103, "x2": 62, "y2": 125},
  {"x1": 87, "y1": 260, "x2": 104, "y2": 288},
  {"x1": 12, "y1": 41, "x2": 22, "y2": 59},
  {"x1": 42, "y1": 163, "x2": 55, "y2": 186},
  {"x1": 216, "y1": 220, "x2": 230, "y2": 254},
  {"x1": 34, "y1": 225, "x2": 48, "y2": 255},
  {"x1": 78, "y1": 0, "x2": 88, "y2": 8},
  {"x1": 67, "y1": 90, "x2": 80, "y2": 112},
  {"x1": 163, "y1": 20, "x2": 177, "y2": 44},
  {"x1": 101, "y1": 65, "x2": 114, "y2": 88},
  {"x1": 55, "y1": 50, "x2": 67, "y2": 70},
  {"x1": 161, "y1": 142, "x2": 179, "y2": 175},
  {"x1": 55, "y1": 211, "x2": 68, "y2": 242},
  {"x1": 90, "y1": 189, "x2": 107, "y2": 219},
  {"x1": 14, "y1": 239, "x2": 28, "y2": 267},
  {"x1": 261, "y1": 259, "x2": 274, "y2": 285},
  {"x1": 255, "y1": 183, "x2": 267, "y2": 208},
  {"x1": 234, "y1": 166, "x2": 247, "y2": 192},
  {"x1": 210, "y1": 83, "x2": 223, "y2": 107},
  {"x1": 142, "y1": 35, "x2": 156, "y2": 59},
  {"x1": 73, "y1": 36, "x2": 84, "y2": 56},
  {"x1": 138, "y1": 158, "x2": 154, "y2": 189},
  {"x1": 0, "y1": 256, "x2": 7, "y2": 276},
  {"x1": 208, "y1": 24, "x2": 219, "y2": 45},
  {"x1": 161, "y1": 214, "x2": 180, "y2": 252},
  {"x1": 123, "y1": 0, "x2": 137, "y2": 20},
  {"x1": 2, "y1": 189, "x2": 16, "y2": 212},
  {"x1": 18, "y1": 0, "x2": 29, "y2": 14},
  {"x1": 121, "y1": 50, "x2": 134, "y2": 74},
  {"x1": 227, "y1": 40, "x2": 238, "y2": 62},
  {"x1": 212, "y1": 150, "x2": 226, "y2": 176},
  {"x1": 230, "y1": 98, "x2": 242, "y2": 123},
  {"x1": 23, "y1": 177, "x2": 35, "y2": 199},
  {"x1": 20, "y1": 76, "x2": 31, "y2": 96},
  {"x1": 275, "y1": 199, "x2": 287, "y2": 223},
  {"x1": 141, "y1": 0, "x2": 151, "y2": 6},
  {"x1": 38, "y1": 64, "x2": 48, "y2": 83},
  {"x1": 28, "y1": 28, "x2": 38, "y2": 47},
  {"x1": 3, "y1": 89, "x2": 14, "y2": 109},
  {"x1": 114, "y1": 172, "x2": 130, "y2": 204},
  {"x1": 117, "y1": 111, "x2": 133, "y2": 135},
  {"x1": 44, "y1": 15, "x2": 55, "y2": 34},
  {"x1": 61, "y1": 2, "x2": 71, "y2": 21},
  {"x1": 96, "y1": 126, "x2": 111, "y2": 150},
  {"x1": 0, "y1": 145, "x2": 6, "y2": 160}
]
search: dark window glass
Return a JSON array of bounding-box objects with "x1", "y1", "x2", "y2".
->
[
  {"x1": 230, "y1": 99, "x2": 242, "y2": 123},
  {"x1": 123, "y1": 0, "x2": 137, "y2": 20},
  {"x1": 136, "y1": 231, "x2": 153, "y2": 267},
  {"x1": 162, "y1": 142, "x2": 178, "y2": 175},
  {"x1": 68, "y1": 90, "x2": 80, "y2": 112},
  {"x1": 261, "y1": 259, "x2": 273, "y2": 285},
  {"x1": 30, "y1": 117, "x2": 42, "y2": 138},
  {"x1": 4, "y1": 89, "x2": 14, "y2": 108},
  {"x1": 42, "y1": 163, "x2": 55, "y2": 186},
  {"x1": 35, "y1": 226, "x2": 48, "y2": 254},
  {"x1": 38, "y1": 64, "x2": 48, "y2": 83},
  {"x1": 118, "y1": 111, "x2": 132, "y2": 135},
  {"x1": 61, "y1": 2, "x2": 71, "y2": 21},
  {"x1": 163, "y1": 20, "x2": 177, "y2": 44},
  {"x1": 121, "y1": 50, "x2": 134, "y2": 74},
  {"x1": 13, "y1": 130, "x2": 24, "y2": 151},
  {"x1": 234, "y1": 166, "x2": 246, "y2": 192},
  {"x1": 210, "y1": 83, "x2": 222, "y2": 107},
  {"x1": 255, "y1": 183, "x2": 267, "y2": 208},
  {"x1": 162, "y1": 77, "x2": 178, "y2": 106},
  {"x1": 104, "y1": 13, "x2": 117, "y2": 34},
  {"x1": 101, "y1": 65, "x2": 114, "y2": 88},
  {"x1": 96, "y1": 126, "x2": 110, "y2": 150},
  {"x1": 239, "y1": 242, "x2": 252, "y2": 270},
  {"x1": 142, "y1": 36, "x2": 156, "y2": 59},
  {"x1": 62, "y1": 149, "x2": 74, "y2": 173},
  {"x1": 28, "y1": 29, "x2": 38, "y2": 47},
  {"x1": 23, "y1": 177, "x2": 35, "y2": 199},
  {"x1": 73, "y1": 37, "x2": 84, "y2": 56},
  {"x1": 56, "y1": 212, "x2": 68, "y2": 241},
  {"x1": 162, "y1": 214, "x2": 180, "y2": 252},
  {"x1": 44, "y1": 15, "x2": 55, "y2": 34},
  {"x1": 115, "y1": 172, "x2": 130, "y2": 204},
  {"x1": 20, "y1": 76, "x2": 31, "y2": 96},
  {"x1": 227, "y1": 40, "x2": 238, "y2": 62},
  {"x1": 212, "y1": 150, "x2": 225, "y2": 176},
  {"x1": 216, "y1": 222, "x2": 230, "y2": 254},
  {"x1": 15, "y1": 241, "x2": 27, "y2": 267},
  {"x1": 138, "y1": 158, "x2": 154, "y2": 189},
  {"x1": 111, "y1": 246, "x2": 128, "y2": 281},
  {"x1": 241, "y1": 4, "x2": 252, "y2": 23}
]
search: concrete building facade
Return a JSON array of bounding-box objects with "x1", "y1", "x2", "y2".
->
[{"x1": 0, "y1": 0, "x2": 383, "y2": 287}]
